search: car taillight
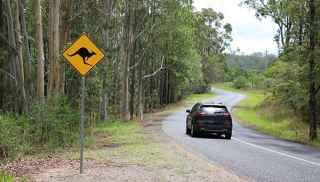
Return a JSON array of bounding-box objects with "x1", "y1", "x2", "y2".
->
[
  {"x1": 224, "y1": 112, "x2": 231, "y2": 117},
  {"x1": 196, "y1": 111, "x2": 206, "y2": 117}
]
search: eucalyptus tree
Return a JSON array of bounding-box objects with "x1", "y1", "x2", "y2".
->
[
  {"x1": 244, "y1": 0, "x2": 320, "y2": 140},
  {"x1": 34, "y1": 0, "x2": 45, "y2": 101},
  {"x1": 195, "y1": 8, "x2": 232, "y2": 84}
]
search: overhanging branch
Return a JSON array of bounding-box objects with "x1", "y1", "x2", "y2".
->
[{"x1": 143, "y1": 56, "x2": 164, "y2": 79}]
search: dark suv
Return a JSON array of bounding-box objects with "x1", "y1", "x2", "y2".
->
[{"x1": 186, "y1": 103, "x2": 232, "y2": 139}]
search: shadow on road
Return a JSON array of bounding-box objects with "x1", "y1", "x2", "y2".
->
[{"x1": 186, "y1": 133, "x2": 229, "y2": 140}]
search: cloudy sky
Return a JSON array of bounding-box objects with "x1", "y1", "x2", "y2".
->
[{"x1": 193, "y1": 0, "x2": 278, "y2": 55}]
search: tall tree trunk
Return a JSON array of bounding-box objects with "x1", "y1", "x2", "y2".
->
[
  {"x1": 8, "y1": 0, "x2": 27, "y2": 112},
  {"x1": 308, "y1": 0, "x2": 317, "y2": 140},
  {"x1": 5, "y1": 1, "x2": 17, "y2": 111},
  {"x1": 129, "y1": 8, "x2": 138, "y2": 120},
  {"x1": 129, "y1": 63, "x2": 136, "y2": 120},
  {"x1": 16, "y1": 0, "x2": 26, "y2": 107},
  {"x1": 120, "y1": 1, "x2": 134, "y2": 121},
  {"x1": 100, "y1": 0, "x2": 113, "y2": 121},
  {"x1": 48, "y1": 0, "x2": 61, "y2": 98},
  {"x1": 298, "y1": 4, "x2": 304, "y2": 46},
  {"x1": 34, "y1": 0, "x2": 45, "y2": 101},
  {"x1": 19, "y1": 0, "x2": 33, "y2": 95},
  {"x1": 60, "y1": 0, "x2": 73, "y2": 94},
  {"x1": 137, "y1": 59, "x2": 144, "y2": 121}
]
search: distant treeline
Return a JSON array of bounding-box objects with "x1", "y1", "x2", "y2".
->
[
  {"x1": 223, "y1": 52, "x2": 276, "y2": 89},
  {"x1": 227, "y1": 53, "x2": 276, "y2": 72}
]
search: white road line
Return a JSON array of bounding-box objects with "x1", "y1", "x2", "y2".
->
[{"x1": 233, "y1": 137, "x2": 320, "y2": 167}]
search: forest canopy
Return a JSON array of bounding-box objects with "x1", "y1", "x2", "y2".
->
[{"x1": 0, "y1": 0, "x2": 231, "y2": 159}]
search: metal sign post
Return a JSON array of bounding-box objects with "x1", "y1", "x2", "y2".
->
[
  {"x1": 62, "y1": 33, "x2": 105, "y2": 174},
  {"x1": 80, "y1": 76, "x2": 85, "y2": 174}
]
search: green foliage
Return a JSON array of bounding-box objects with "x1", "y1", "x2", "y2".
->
[
  {"x1": 201, "y1": 55, "x2": 226, "y2": 84},
  {"x1": 243, "y1": 0, "x2": 320, "y2": 140},
  {"x1": 215, "y1": 83, "x2": 320, "y2": 146},
  {"x1": 193, "y1": 8, "x2": 232, "y2": 85},
  {"x1": 95, "y1": 120, "x2": 143, "y2": 145},
  {"x1": 27, "y1": 97, "x2": 80, "y2": 148},
  {"x1": 227, "y1": 53, "x2": 276, "y2": 72},
  {"x1": 0, "y1": 97, "x2": 80, "y2": 160},
  {"x1": 179, "y1": 50, "x2": 209, "y2": 94},
  {"x1": 184, "y1": 92, "x2": 216, "y2": 104},
  {"x1": 233, "y1": 76, "x2": 249, "y2": 89},
  {"x1": 0, "y1": 171, "x2": 14, "y2": 182},
  {"x1": 224, "y1": 52, "x2": 275, "y2": 89},
  {"x1": 265, "y1": 57, "x2": 307, "y2": 111},
  {"x1": 0, "y1": 0, "x2": 234, "y2": 161},
  {"x1": 0, "y1": 171, "x2": 29, "y2": 182}
]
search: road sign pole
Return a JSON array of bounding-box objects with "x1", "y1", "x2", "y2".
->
[
  {"x1": 62, "y1": 33, "x2": 105, "y2": 174},
  {"x1": 80, "y1": 76, "x2": 85, "y2": 174}
]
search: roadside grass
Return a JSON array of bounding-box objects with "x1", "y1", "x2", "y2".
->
[
  {"x1": 213, "y1": 83, "x2": 320, "y2": 147},
  {"x1": 64, "y1": 120, "x2": 217, "y2": 175},
  {"x1": 161, "y1": 91, "x2": 216, "y2": 112},
  {"x1": 1, "y1": 90, "x2": 218, "y2": 179},
  {"x1": 183, "y1": 92, "x2": 216, "y2": 105},
  {"x1": 0, "y1": 171, "x2": 29, "y2": 182},
  {"x1": 65, "y1": 91, "x2": 219, "y2": 173},
  {"x1": 0, "y1": 171, "x2": 14, "y2": 182}
]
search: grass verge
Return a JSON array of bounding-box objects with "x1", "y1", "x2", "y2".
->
[
  {"x1": 65, "y1": 91, "x2": 218, "y2": 170},
  {"x1": 60, "y1": 118, "x2": 243, "y2": 182},
  {"x1": 1, "y1": 90, "x2": 218, "y2": 180},
  {"x1": 183, "y1": 92, "x2": 216, "y2": 105},
  {"x1": 213, "y1": 83, "x2": 320, "y2": 147},
  {"x1": 160, "y1": 91, "x2": 216, "y2": 112},
  {"x1": 0, "y1": 171, "x2": 14, "y2": 182},
  {"x1": 0, "y1": 171, "x2": 28, "y2": 182}
]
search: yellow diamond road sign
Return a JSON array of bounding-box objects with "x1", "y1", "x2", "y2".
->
[{"x1": 63, "y1": 34, "x2": 104, "y2": 76}]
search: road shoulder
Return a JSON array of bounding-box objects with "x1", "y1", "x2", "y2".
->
[{"x1": 1, "y1": 99, "x2": 246, "y2": 182}]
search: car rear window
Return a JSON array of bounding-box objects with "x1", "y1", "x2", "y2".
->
[{"x1": 200, "y1": 106, "x2": 226, "y2": 113}]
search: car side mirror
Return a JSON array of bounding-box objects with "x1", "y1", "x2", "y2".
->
[{"x1": 186, "y1": 109, "x2": 191, "y2": 113}]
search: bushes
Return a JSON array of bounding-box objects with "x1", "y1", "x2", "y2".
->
[
  {"x1": 265, "y1": 60, "x2": 307, "y2": 112},
  {"x1": 0, "y1": 96, "x2": 80, "y2": 161},
  {"x1": 0, "y1": 115, "x2": 20, "y2": 160},
  {"x1": 233, "y1": 76, "x2": 249, "y2": 89},
  {"x1": 192, "y1": 81, "x2": 211, "y2": 94}
]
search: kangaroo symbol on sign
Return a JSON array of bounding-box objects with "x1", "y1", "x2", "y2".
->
[{"x1": 68, "y1": 47, "x2": 96, "y2": 66}]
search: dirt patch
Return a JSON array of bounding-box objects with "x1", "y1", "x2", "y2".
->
[
  {"x1": 0, "y1": 154, "x2": 77, "y2": 178},
  {"x1": 100, "y1": 143, "x2": 120, "y2": 148}
]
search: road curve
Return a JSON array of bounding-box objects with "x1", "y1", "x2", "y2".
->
[{"x1": 162, "y1": 87, "x2": 320, "y2": 182}]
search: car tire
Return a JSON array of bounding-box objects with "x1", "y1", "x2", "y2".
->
[
  {"x1": 225, "y1": 131, "x2": 232, "y2": 140},
  {"x1": 186, "y1": 124, "x2": 191, "y2": 135},
  {"x1": 191, "y1": 124, "x2": 198, "y2": 137}
]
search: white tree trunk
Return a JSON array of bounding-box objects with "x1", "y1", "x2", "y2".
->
[
  {"x1": 48, "y1": 0, "x2": 61, "y2": 97},
  {"x1": 34, "y1": 0, "x2": 45, "y2": 101}
]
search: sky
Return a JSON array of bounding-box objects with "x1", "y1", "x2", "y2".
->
[{"x1": 193, "y1": 0, "x2": 278, "y2": 55}]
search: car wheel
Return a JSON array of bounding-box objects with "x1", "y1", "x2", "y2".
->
[
  {"x1": 186, "y1": 124, "x2": 190, "y2": 135},
  {"x1": 225, "y1": 131, "x2": 232, "y2": 140},
  {"x1": 191, "y1": 124, "x2": 198, "y2": 137}
]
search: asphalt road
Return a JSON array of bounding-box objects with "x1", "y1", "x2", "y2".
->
[{"x1": 162, "y1": 87, "x2": 320, "y2": 182}]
